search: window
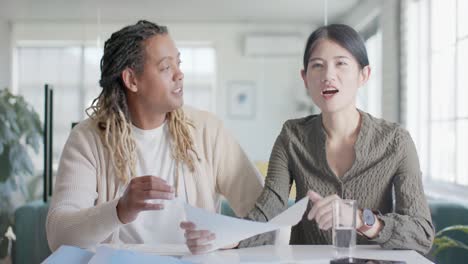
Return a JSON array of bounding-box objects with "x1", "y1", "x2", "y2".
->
[
  {"x1": 14, "y1": 43, "x2": 216, "y2": 169},
  {"x1": 15, "y1": 45, "x2": 102, "y2": 170},
  {"x1": 357, "y1": 26, "x2": 382, "y2": 118},
  {"x1": 178, "y1": 45, "x2": 217, "y2": 112},
  {"x1": 406, "y1": 0, "x2": 468, "y2": 186}
]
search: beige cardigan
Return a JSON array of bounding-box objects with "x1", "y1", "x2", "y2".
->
[{"x1": 46, "y1": 106, "x2": 263, "y2": 251}]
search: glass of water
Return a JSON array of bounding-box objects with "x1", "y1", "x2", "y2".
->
[{"x1": 332, "y1": 199, "x2": 357, "y2": 258}]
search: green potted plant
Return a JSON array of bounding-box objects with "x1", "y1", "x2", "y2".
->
[
  {"x1": 0, "y1": 88, "x2": 42, "y2": 259},
  {"x1": 432, "y1": 225, "x2": 468, "y2": 262}
]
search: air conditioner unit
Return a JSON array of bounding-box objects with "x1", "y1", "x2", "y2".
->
[{"x1": 244, "y1": 34, "x2": 303, "y2": 56}]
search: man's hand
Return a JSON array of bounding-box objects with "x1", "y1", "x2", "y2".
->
[
  {"x1": 116, "y1": 176, "x2": 174, "y2": 224},
  {"x1": 180, "y1": 221, "x2": 215, "y2": 254}
]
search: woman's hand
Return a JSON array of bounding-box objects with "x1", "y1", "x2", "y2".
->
[
  {"x1": 116, "y1": 176, "x2": 175, "y2": 224},
  {"x1": 307, "y1": 190, "x2": 341, "y2": 230},
  {"x1": 180, "y1": 221, "x2": 216, "y2": 254}
]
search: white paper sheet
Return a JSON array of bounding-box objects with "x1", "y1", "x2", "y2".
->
[
  {"x1": 184, "y1": 197, "x2": 309, "y2": 252},
  {"x1": 103, "y1": 243, "x2": 190, "y2": 256},
  {"x1": 42, "y1": 245, "x2": 94, "y2": 264},
  {"x1": 269, "y1": 197, "x2": 309, "y2": 226},
  {"x1": 88, "y1": 246, "x2": 192, "y2": 264}
]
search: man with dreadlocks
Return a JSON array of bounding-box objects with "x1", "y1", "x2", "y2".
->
[{"x1": 46, "y1": 20, "x2": 263, "y2": 253}]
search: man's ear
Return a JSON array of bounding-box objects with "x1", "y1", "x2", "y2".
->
[
  {"x1": 122, "y1": 68, "x2": 138, "y2": 92},
  {"x1": 359, "y1": 65, "x2": 371, "y2": 86}
]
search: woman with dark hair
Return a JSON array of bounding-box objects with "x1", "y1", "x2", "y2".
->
[
  {"x1": 189, "y1": 24, "x2": 434, "y2": 254},
  {"x1": 46, "y1": 20, "x2": 263, "y2": 252}
]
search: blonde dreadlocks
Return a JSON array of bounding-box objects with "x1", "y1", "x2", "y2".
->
[{"x1": 86, "y1": 20, "x2": 197, "y2": 184}]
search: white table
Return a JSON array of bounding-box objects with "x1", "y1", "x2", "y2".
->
[{"x1": 181, "y1": 245, "x2": 433, "y2": 264}]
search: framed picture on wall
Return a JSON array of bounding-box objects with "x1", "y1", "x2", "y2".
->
[{"x1": 227, "y1": 81, "x2": 256, "y2": 119}]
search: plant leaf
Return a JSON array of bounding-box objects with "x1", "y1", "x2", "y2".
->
[
  {"x1": 0, "y1": 149, "x2": 12, "y2": 182},
  {"x1": 0, "y1": 121, "x2": 16, "y2": 144},
  {"x1": 25, "y1": 131, "x2": 41, "y2": 153},
  {"x1": 0, "y1": 89, "x2": 41, "y2": 184},
  {"x1": 0, "y1": 209, "x2": 12, "y2": 258},
  {"x1": 435, "y1": 225, "x2": 468, "y2": 237},
  {"x1": 7, "y1": 175, "x2": 18, "y2": 191},
  {"x1": 8, "y1": 144, "x2": 34, "y2": 177},
  {"x1": 0, "y1": 182, "x2": 14, "y2": 210},
  {"x1": 25, "y1": 175, "x2": 42, "y2": 202},
  {"x1": 0, "y1": 236, "x2": 9, "y2": 258},
  {"x1": 5, "y1": 106, "x2": 20, "y2": 136},
  {"x1": 32, "y1": 110, "x2": 44, "y2": 136},
  {"x1": 433, "y1": 235, "x2": 468, "y2": 256}
]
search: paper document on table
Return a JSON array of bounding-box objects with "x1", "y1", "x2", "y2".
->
[
  {"x1": 88, "y1": 246, "x2": 192, "y2": 264},
  {"x1": 104, "y1": 243, "x2": 190, "y2": 256},
  {"x1": 42, "y1": 245, "x2": 94, "y2": 264},
  {"x1": 184, "y1": 197, "x2": 309, "y2": 252}
]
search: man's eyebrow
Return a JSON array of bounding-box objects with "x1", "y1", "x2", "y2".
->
[{"x1": 157, "y1": 52, "x2": 181, "y2": 64}]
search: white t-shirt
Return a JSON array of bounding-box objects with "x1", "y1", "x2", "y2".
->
[{"x1": 118, "y1": 122, "x2": 187, "y2": 244}]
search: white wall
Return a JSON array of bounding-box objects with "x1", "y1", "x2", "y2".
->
[
  {"x1": 11, "y1": 21, "x2": 315, "y2": 162},
  {"x1": 379, "y1": 0, "x2": 401, "y2": 124},
  {"x1": 340, "y1": 0, "x2": 401, "y2": 123},
  {"x1": 0, "y1": 20, "x2": 11, "y2": 89},
  {"x1": 340, "y1": 0, "x2": 382, "y2": 32},
  {"x1": 169, "y1": 23, "x2": 313, "y2": 162}
]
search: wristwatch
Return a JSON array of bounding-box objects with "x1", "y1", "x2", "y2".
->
[{"x1": 357, "y1": 208, "x2": 376, "y2": 233}]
